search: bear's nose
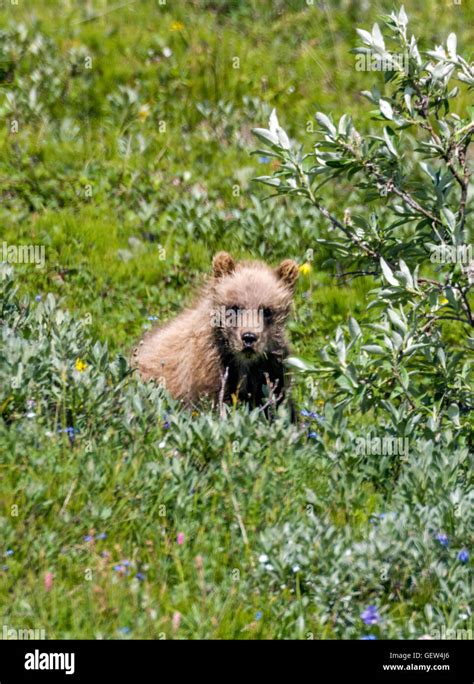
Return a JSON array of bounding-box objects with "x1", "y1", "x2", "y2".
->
[{"x1": 242, "y1": 332, "x2": 257, "y2": 347}]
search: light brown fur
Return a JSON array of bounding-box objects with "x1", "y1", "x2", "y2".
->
[{"x1": 132, "y1": 253, "x2": 298, "y2": 408}]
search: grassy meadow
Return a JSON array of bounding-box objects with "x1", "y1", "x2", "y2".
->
[{"x1": 0, "y1": 0, "x2": 472, "y2": 640}]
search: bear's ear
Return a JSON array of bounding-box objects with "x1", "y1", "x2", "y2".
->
[
  {"x1": 276, "y1": 259, "x2": 299, "y2": 291},
  {"x1": 212, "y1": 252, "x2": 236, "y2": 279}
]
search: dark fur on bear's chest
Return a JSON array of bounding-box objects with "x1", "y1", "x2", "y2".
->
[
  {"x1": 226, "y1": 355, "x2": 285, "y2": 405},
  {"x1": 217, "y1": 349, "x2": 293, "y2": 421}
]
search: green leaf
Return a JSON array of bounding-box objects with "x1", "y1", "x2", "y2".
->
[
  {"x1": 398, "y1": 260, "x2": 414, "y2": 289},
  {"x1": 383, "y1": 127, "x2": 398, "y2": 157},
  {"x1": 447, "y1": 33, "x2": 457, "y2": 58},
  {"x1": 254, "y1": 176, "x2": 281, "y2": 187},
  {"x1": 356, "y1": 28, "x2": 373, "y2": 46},
  {"x1": 398, "y1": 5, "x2": 408, "y2": 27},
  {"x1": 285, "y1": 356, "x2": 314, "y2": 372},
  {"x1": 338, "y1": 113, "x2": 352, "y2": 136},
  {"x1": 315, "y1": 112, "x2": 337, "y2": 137},
  {"x1": 252, "y1": 127, "x2": 280, "y2": 147},
  {"x1": 447, "y1": 404, "x2": 460, "y2": 427},
  {"x1": 371, "y1": 23, "x2": 385, "y2": 51},
  {"x1": 380, "y1": 258, "x2": 399, "y2": 286},
  {"x1": 362, "y1": 345, "x2": 386, "y2": 354},
  {"x1": 379, "y1": 99, "x2": 393, "y2": 120},
  {"x1": 442, "y1": 207, "x2": 456, "y2": 232},
  {"x1": 387, "y1": 309, "x2": 407, "y2": 334},
  {"x1": 348, "y1": 317, "x2": 362, "y2": 340}
]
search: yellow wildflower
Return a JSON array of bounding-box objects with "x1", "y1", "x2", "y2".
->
[
  {"x1": 170, "y1": 20, "x2": 184, "y2": 32},
  {"x1": 299, "y1": 262, "x2": 312, "y2": 276},
  {"x1": 75, "y1": 358, "x2": 87, "y2": 372}
]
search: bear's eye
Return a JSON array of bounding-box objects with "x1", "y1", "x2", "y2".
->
[{"x1": 263, "y1": 308, "x2": 273, "y2": 322}]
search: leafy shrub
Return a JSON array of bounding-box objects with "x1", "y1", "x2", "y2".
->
[{"x1": 253, "y1": 7, "x2": 473, "y2": 444}]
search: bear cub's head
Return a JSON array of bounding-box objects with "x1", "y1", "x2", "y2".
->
[{"x1": 210, "y1": 252, "x2": 299, "y2": 362}]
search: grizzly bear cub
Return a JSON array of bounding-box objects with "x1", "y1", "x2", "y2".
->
[{"x1": 132, "y1": 252, "x2": 298, "y2": 414}]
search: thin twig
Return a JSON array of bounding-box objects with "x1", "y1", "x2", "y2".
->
[
  {"x1": 219, "y1": 367, "x2": 229, "y2": 419},
  {"x1": 59, "y1": 479, "x2": 77, "y2": 517}
]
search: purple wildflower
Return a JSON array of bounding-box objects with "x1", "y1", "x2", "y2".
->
[
  {"x1": 436, "y1": 533, "x2": 449, "y2": 547},
  {"x1": 361, "y1": 605, "x2": 379, "y2": 625}
]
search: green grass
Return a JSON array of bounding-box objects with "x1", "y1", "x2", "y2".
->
[{"x1": 0, "y1": 0, "x2": 472, "y2": 640}]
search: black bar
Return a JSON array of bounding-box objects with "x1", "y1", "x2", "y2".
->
[{"x1": 0, "y1": 639, "x2": 471, "y2": 682}]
